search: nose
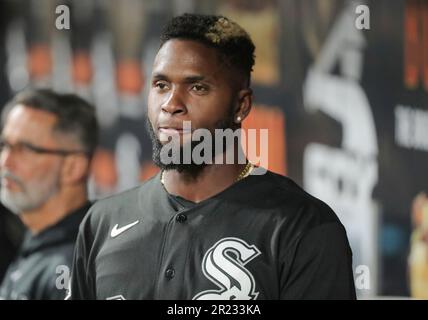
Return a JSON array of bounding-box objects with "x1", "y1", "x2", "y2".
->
[
  {"x1": 161, "y1": 88, "x2": 186, "y2": 116},
  {"x1": 0, "y1": 147, "x2": 15, "y2": 170}
]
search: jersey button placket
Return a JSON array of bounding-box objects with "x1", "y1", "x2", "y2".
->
[
  {"x1": 176, "y1": 213, "x2": 187, "y2": 223},
  {"x1": 165, "y1": 267, "x2": 175, "y2": 280}
]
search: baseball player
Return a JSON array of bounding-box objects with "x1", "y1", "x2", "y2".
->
[{"x1": 68, "y1": 13, "x2": 356, "y2": 300}]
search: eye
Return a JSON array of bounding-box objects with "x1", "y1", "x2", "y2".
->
[
  {"x1": 191, "y1": 84, "x2": 208, "y2": 93},
  {"x1": 154, "y1": 81, "x2": 169, "y2": 91}
]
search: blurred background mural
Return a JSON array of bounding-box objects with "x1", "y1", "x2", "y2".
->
[{"x1": 0, "y1": 0, "x2": 427, "y2": 299}]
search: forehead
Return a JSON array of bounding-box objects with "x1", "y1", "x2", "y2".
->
[
  {"x1": 153, "y1": 39, "x2": 226, "y2": 79},
  {"x1": 2, "y1": 105, "x2": 57, "y2": 142}
]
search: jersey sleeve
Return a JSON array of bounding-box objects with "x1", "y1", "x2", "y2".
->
[
  {"x1": 280, "y1": 222, "x2": 356, "y2": 300},
  {"x1": 67, "y1": 212, "x2": 96, "y2": 300}
]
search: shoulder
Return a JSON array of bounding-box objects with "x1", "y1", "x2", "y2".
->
[
  {"x1": 257, "y1": 172, "x2": 353, "y2": 264},
  {"x1": 77, "y1": 175, "x2": 160, "y2": 242},
  {"x1": 83, "y1": 174, "x2": 159, "y2": 225},
  {"x1": 251, "y1": 170, "x2": 344, "y2": 230}
]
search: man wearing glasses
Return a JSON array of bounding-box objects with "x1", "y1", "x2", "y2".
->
[{"x1": 0, "y1": 89, "x2": 98, "y2": 299}]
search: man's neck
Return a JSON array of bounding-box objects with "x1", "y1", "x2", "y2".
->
[
  {"x1": 20, "y1": 187, "x2": 88, "y2": 235},
  {"x1": 162, "y1": 160, "x2": 248, "y2": 203}
]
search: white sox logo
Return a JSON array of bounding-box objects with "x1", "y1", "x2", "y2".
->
[{"x1": 193, "y1": 237, "x2": 261, "y2": 300}]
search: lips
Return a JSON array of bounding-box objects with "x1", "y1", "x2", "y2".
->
[
  {"x1": 158, "y1": 122, "x2": 192, "y2": 134},
  {"x1": 1, "y1": 176, "x2": 19, "y2": 190},
  {"x1": 157, "y1": 124, "x2": 192, "y2": 144},
  {"x1": 158, "y1": 127, "x2": 191, "y2": 134}
]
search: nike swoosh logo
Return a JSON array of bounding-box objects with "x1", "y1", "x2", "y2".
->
[{"x1": 110, "y1": 220, "x2": 140, "y2": 238}]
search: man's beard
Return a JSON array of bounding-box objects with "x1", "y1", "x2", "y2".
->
[
  {"x1": 0, "y1": 169, "x2": 60, "y2": 215},
  {"x1": 145, "y1": 115, "x2": 236, "y2": 178}
]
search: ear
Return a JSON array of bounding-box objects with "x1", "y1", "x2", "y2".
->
[
  {"x1": 60, "y1": 154, "x2": 90, "y2": 185},
  {"x1": 234, "y1": 88, "x2": 253, "y2": 125}
]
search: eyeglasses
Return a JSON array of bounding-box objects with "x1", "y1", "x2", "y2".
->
[{"x1": 0, "y1": 139, "x2": 88, "y2": 157}]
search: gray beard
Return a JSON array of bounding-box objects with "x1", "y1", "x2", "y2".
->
[{"x1": 0, "y1": 171, "x2": 59, "y2": 215}]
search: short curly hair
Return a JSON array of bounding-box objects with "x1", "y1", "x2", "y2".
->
[{"x1": 160, "y1": 13, "x2": 255, "y2": 87}]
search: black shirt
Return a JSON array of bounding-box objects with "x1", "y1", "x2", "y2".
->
[
  {"x1": 0, "y1": 202, "x2": 91, "y2": 300},
  {"x1": 69, "y1": 171, "x2": 356, "y2": 300},
  {"x1": 0, "y1": 208, "x2": 24, "y2": 283}
]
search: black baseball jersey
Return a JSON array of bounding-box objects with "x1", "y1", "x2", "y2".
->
[{"x1": 69, "y1": 171, "x2": 356, "y2": 300}]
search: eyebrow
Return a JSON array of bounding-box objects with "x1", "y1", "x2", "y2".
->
[
  {"x1": 0, "y1": 136, "x2": 40, "y2": 146},
  {"x1": 183, "y1": 75, "x2": 206, "y2": 83},
  {"x1": 152, "y1": 73, "x2": 211, "y2": 83},
  {"x1": 151, "y1": 73, "x2": 168, "y2": 81}
]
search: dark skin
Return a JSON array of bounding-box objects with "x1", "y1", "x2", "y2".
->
[{"x1": 148, "y1": 39, "x2": 252, "y2": 203}]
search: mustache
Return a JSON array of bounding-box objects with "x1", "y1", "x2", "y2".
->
[{"x1": 0, "y1": 170, "x2": 25, "y2": 190}]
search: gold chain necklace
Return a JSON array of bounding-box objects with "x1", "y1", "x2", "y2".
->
[
  {"x1": 236, "y1": 162, "x2": 254, "y2": 182},
  {"x1": 160, "y1": 162, "x2": 254, "y2": 185}
]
